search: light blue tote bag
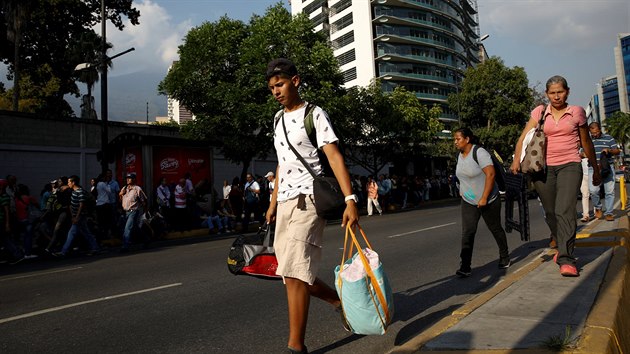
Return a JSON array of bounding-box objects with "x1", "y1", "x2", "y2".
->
[{"x1": 334, "y1": 224, "x2": 394, "y2": 335}]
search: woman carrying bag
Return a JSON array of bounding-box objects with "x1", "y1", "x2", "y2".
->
[
  {"x1": 510, "y1": 75, "x2": 600, "y2": 277},
  {"x1": 454, "y1": 128, "x2": 510, "y2": 277}
]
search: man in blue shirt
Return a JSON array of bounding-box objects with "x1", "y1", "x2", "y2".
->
[{"x1": 588, "y1": 122, "x2": 620, "y2": 221}]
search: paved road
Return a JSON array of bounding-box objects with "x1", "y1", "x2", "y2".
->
[{"x1": 0, "y1": 199, "x2": 554, "y2": 353}]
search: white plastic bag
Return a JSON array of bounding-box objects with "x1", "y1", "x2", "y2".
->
[{"x1": 340, "y1": 248, "x2": 380, "y2": 282}]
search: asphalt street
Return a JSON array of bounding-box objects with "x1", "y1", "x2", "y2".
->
[{"x1": 0, "y1": 198, "x2": 556, "y2": 353}]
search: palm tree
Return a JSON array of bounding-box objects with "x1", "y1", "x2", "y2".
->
[
  {"x1": 604, "y1": 111, "x2": 630, "y2": 158},
  {"x1": 2, "y1": 0, "x2": 36, "y2": 111},
  {"x1": 72, "y1": 33, "x2": 112, "y2": 119}
]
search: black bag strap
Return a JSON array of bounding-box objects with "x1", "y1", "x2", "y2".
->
[
  {"x1": 281, "y1": 104, "x2": 319, "y2": 179},
  {"x1": 260, "y1": 222, "x2": 273, "y2": 247}
]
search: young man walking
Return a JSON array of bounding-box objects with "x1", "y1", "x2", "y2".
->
[
  {"x1": 55, "y1": 175, "x2": 99, "y2": 257},
  {"x1": 265, "y1": 58, "x2": 359, "y2": 354}
]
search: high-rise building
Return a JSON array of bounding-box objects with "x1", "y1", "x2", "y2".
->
[
  {"x1": 598, "y1": 75, "x2": 620, "y2": 123},
  {"x1": 166, "y1": 61, "x2": 195, "y2": 124},
  {"x1": 613, "y1": 33, "x2": 630, "y2": 113},
  {"x1": 290, "y1": 0, "x2": 484, "y2": 125}
]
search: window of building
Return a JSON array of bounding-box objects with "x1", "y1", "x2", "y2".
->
[
  {"x1": 331, "y1": 13, "x2": 353, "y2": 34},
  {"x1": 342, "y1": 67, "x2": 357, "y2": 82},
  {"x1": 337, "y1": 49, "x2": 356, "y2": 66},
  {"x1": 330, "y1": 0, "x2": 351, "y2": 16},
  {"x1": 303, "y1": 0, "x2": 326, "y2": 15},
  {"x1": 332, "y1": 30, "x2": 354, "y2": 49}
]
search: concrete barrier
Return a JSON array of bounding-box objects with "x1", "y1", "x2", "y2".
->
[{"x1": 575, "y1": 214, "x2": 630, "y2": 354}]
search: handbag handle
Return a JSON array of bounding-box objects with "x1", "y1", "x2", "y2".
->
[
  {"x1": 536, "y1": 105, "x2": 547, "y2": 130},
  {"x1": 337, "y1": 224, "x2": 391, "y2": 326},
  {"x1": 281, "y1": 103, "x2": 318, "y2": 179}
]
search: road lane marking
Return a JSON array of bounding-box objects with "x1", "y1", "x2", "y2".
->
[
  {"x1": 0, "y1": 283, "x2": 182, "y2": 325},
  {"x1": 0, "y1": 267, "x2": 84, "y2": 282},
  {"x1": 387, "y1": 222, "x2": 456, "y2": 239}
]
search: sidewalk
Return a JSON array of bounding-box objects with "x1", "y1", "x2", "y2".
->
[{"x1": 391, "y1": 210, "x2": 630, "y2": 353}]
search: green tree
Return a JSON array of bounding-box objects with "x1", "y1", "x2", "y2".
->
[
  {"x1": 338, "y1": 82, "x2": 442, "y2": 176},
  {"x1": 159, "y1": 4, "x2": 344, "y2": 179},
  {"x1": 0, "y1": 0, "x2": 140, "y2": 116},
  {"x1": 448, "y1": 57, "x2": 533, "y2": 159},
  {"x1": 605, "y1": 111, "x2": 630, "y2": 156},
  {"x1": 449, "y1": 57, "x2": 532, "y2": 130}
]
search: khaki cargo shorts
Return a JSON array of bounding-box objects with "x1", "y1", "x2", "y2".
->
[{"x1": 274, "y1": 194, "x2": 326, "y2": 285}]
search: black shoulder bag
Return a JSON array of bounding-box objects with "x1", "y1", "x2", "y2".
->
[{"x1": 281, "y1": 105, "x2": 346, "y2": 220}]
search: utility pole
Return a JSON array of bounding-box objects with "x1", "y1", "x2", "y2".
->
[{"x1": 100, "y1": 0, "x2": 108, "y2": 175}]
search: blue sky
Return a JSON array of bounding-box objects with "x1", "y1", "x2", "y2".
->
[{"x1": 2, "y1": 0, "x2": 629, "y2": 121}]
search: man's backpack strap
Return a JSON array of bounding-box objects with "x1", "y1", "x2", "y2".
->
[
  {"x1": 274, "y1": 103, "x2": 318, "y2": 149},
  {"x1": 472, "y1": 145, "x2": 479, "y2": 165}
]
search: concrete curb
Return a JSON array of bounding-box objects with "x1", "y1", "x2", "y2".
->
[
  {"x1": 390, "y1": 213, "x2": 630, "y2": 354},
  {"x1": 575, "y1": 213, "x2": 630, "y2": 354},
  {"x1": 389, "y1": 249, "x2": 555, "y2": 354}
]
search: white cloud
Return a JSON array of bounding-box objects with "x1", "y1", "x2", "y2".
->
[
  {"x1": 480, "y1": 0, "x2": 629, "y2": 50},
  {"x1": 477, "y1": 0, "x2": 630, "y2": 106},
  {"x1": 104, "y1": 0, "x2": 192, "y2": 77}
]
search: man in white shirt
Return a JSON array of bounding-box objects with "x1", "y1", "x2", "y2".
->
[
  {"x1": 242, "y1": 173, "x2": 260, "y2": 229},
  {"x1": 264, "y1": 58, "x2": 358, "y2": 354}
]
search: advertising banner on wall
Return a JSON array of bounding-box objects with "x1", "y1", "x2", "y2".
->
[
  {"x1": 116, "y1": 146, "x2": 143, "y2": 184},
  {"x1": 153, "y1": 147, "x2": 211, "y2": 187}
]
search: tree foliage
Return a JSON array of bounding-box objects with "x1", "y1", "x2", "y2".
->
[
  {"x1": 337, "y1": 82, "x2": 443, "y2": 176},
  {"x1": 605, "y1": 111, "x2": 630, "y2": 156},
  {"x1": 0, "y1": 0, "x2": 140, "y2": 116},
  {"x1": 449, "y1": 57, "x2": 532, "y2": 130},
  {"x1": 448, "y1": 57, "x2": 533, "y2": 159},
  {"x1": 158, "y1": 4, "x2": 344, "y2": 178}
]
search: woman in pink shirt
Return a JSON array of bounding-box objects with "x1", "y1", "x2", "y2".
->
[{"x1": 510, "y1": 75, "x2": 600, "y2": 277}]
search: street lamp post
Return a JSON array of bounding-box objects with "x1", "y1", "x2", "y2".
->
[
  {"x1": 94, "y1": 0, "x2": 134, "y2": 174},
  {"x1": 100, "y1": 0, "x2": 108, "y2": 175}
]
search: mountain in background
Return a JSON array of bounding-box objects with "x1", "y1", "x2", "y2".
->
[{"x1": 68, "y1": 69, "x2": 168, "y2": 122}]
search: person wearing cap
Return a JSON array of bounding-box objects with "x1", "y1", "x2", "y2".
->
[
  {"x1": 265, "y1": 171, "x2": 275, "y2": 201},
  {"x1": 119, "y1": 173, "x2": 147, "y2": 252},
  {"x1": 265, "y1": 58, "x2": 358, "y2": 353}
]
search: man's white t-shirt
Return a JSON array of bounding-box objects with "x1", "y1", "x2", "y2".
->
[{"x1": 273, "y1": 103, "x2": 338, "y2": 202}]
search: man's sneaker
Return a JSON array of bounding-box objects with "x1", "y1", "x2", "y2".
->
[
  {"x1": 498, "y1": 257, "x2": 511, "y2": 269},
  {"x1": 335, "y1": 305, "x2": 351, "y2": 332},
  {"x1": 605, "y1": 214, "x2": 614, "y2": 221},
  {"x1": 595, "y1": 209, "x2": 603, "y2": 219},
  {"x1": 23, "y1": 254, "x2": 38, "y2": 260},
  {"x1": 456, "y1": 266, "x2": 472, "y2": 278}
]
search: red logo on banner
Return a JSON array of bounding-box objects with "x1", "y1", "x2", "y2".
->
[
  {"x1": 160, "y1": 158, "x2": 180, "y2": 172},
  {"x1": 126, "y1": 153, "x2": 136, "y2": 165}
]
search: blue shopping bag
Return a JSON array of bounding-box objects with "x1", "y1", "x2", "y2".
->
[{"x1": 334, "y1": 224, "x2": 394, "y2": 335}]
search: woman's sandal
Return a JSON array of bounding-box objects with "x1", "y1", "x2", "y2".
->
[{"x1": 580, "y1": 216, "x2": 590, "y2": 223}]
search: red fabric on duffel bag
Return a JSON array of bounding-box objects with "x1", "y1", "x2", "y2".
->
[{"x1": 227, "y1": 222, "x2": 281, "y2": 279}]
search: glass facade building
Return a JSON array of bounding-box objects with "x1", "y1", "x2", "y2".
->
[
  {"x1": 291, "y1": 0, "x2": 483, "y2": 126},
  {"x1": 615, "y1": 33, "x2": 630, "y2": 113}
]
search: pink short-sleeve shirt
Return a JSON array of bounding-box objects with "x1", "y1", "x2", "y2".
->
[{"x1": 533, "y1": 105, "x2": 586, "y2": 166}]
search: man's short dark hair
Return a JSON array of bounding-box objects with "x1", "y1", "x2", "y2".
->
[
  {"x1": 265, "y1": 58, "x2": 298, "y2": 81},
  {"x1": 589, "y1": 122, "x2": 601, "y2": 128},
  {"x1": 69, "y1": 175, "x2": 80, "y2": 184}
]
